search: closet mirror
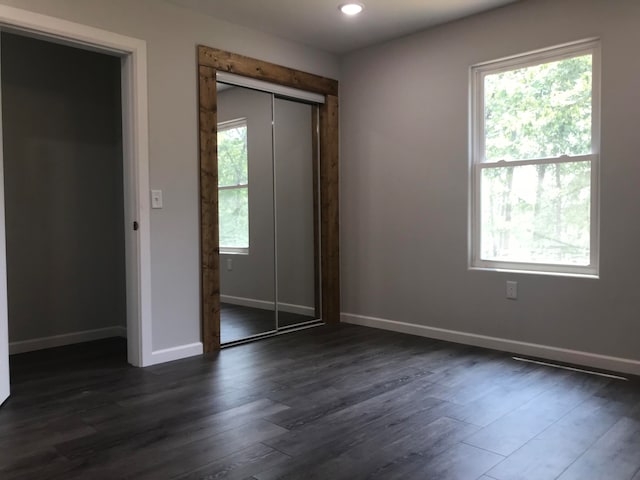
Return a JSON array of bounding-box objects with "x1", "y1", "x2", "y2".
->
[
  {"x1": 274, "y1": 97, "x2": 321, "y2": 330},
  {"x1": 198, "y1": 45, "x2": 340, "y2": 353},
  {"x1": 217, "y1": 83, "x2": 276, "y2": 343},
  {"x1": 216, "y1": 78, "x2": 321, "y2": 344}
]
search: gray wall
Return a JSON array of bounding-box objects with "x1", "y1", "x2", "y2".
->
[
  {"x1": 1, "y1": 32, "x2": 125, "y2": 342},
  {"x1": 218, "y1": 88, "x2": 317, "y2": 313},
  {"x1": 340, "y1": 0, "x2": 640, "y2": 361},
  {"x1": 274, "y1": 98, "x2": 316, "y2": 311},
  {"x1": 0, "y1": 0, "x2": 340, "y2": 350}
]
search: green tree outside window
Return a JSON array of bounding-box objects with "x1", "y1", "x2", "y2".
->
[{"x1": 218, "y1": 119, "x2": 249, "y2": 251}]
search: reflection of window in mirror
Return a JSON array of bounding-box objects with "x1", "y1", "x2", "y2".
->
[{"x1": 217, "y1": 118, "x2": 249, "y2": 254}]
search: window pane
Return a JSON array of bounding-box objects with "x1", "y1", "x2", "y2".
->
[
  {"x1": 480, "y1": 162, "x2": 591, "y2": 265},
  {"x1": 219, "y1": 188, "x2": 249, "y2": 249},
  {"x1": 484, "y1": 54, "x2": 592, "y2": 162},
  {"x1": 218, "y1": 125, "x2": 248, "y2": 187}
]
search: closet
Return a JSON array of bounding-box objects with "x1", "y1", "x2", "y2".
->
[
  {"x1": 198, "y1": 46, "x2": 340, "y2": 351},
  {"x1": 216, "y1": 76, "x2": 320, "y2": 344}
]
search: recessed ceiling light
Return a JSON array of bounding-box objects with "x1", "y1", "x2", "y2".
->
[{"x1": 340, "y1": 3, "x2": 364, "y2": 16}]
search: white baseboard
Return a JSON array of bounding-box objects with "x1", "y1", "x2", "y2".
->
[
  {"x1": 9, "y1": 326, "x2": 127, "y2": 355},
  {"x1": 149, "y1": 342, "x2": 203, "y2": 365},
  {"x1": 221, "y1": 294, "x2": 273, "y2": 311},
  {"x1": 278, "y1": 302, "x2": 316, "y2": 317},
  {"x1": 342, "y1": 313, "x2": 640, "y2": 377},
  {"x1": 220, "y1": 295, "x2": 314, "y2": 316}
]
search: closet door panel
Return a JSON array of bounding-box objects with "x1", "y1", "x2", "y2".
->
[
  {"x1": 217, "y1": 84, "x2": 276, "y2": 343},
  {"x1": 274, "y1": 97, "x2": 319, "y2": 328}
]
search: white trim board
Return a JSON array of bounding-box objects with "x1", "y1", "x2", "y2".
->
[
  {"x1": 0, "y1": 4, "x2": 152, "y2": 367},
  {"x1": 150, "y1": 343, "x2": 203, "y2": 365},
  {"x1": 9, "y1": 326, "x2": 127, "y2": 355},
  {"x1": 279, "y1": 302, "x2": 315, "y2": 317},
  {"x1": 220, "y1": 295, "x2": 315, "y2": 316},
  {"x1": 221, "y1": 295, "x2": 273, "y2": 311},
  {"x1": 341, "y1": 313, "x2": 640, "y2": 377}
]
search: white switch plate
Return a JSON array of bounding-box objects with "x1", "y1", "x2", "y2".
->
[
  {"x1": 151, "y1": 189, "x2": 163, "y2": 209},
  {"x1": 227, "y1": 258, "x2": 233, "y2": 271},
  {"x1": 506, "y1": 280, "x2": 518, "y2": 300}
]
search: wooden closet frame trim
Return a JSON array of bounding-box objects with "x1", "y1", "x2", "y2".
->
[{"x1": 198, "y1": 46, "x2": 340, "y2": 353}]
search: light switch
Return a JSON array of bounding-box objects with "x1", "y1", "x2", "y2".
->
[{"x1": 151, "y1": 190, "x2": 163, "y2": 209}]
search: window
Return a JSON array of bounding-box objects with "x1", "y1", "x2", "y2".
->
[
  {"x1": 218, "y1": 118, "x2": 249, "y2": 254},
  {"x1": 470, "y1": 40, "x2": 600, "y2": 276}
]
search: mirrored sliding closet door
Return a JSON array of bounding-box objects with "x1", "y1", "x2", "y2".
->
[
  {"x1": 274, "y1": 97, "x2": 320, "y2": 331},
  {"x1": 217, "y1": 76, "x2": 322, "y2": 345}
]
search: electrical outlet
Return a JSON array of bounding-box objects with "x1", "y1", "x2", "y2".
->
[
  {"x1": 227, "y1": 258, "x2": 233, "y2": 271},
  {"x1": 506, "y1": 280, "x2": 518, "y2": 300}
]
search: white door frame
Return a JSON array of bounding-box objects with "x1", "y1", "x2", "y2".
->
[{"x1": 0, "y1": 5, "x2": 152, "y2": 370}]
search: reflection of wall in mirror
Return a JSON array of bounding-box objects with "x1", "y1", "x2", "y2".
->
[{"x1": 274, "y1": 98, "x2": 316, "y2": 316}]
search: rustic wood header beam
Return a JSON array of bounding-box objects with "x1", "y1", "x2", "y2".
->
[{"x1": 198, "y1": 46, "x2": 339, "y2": 97}]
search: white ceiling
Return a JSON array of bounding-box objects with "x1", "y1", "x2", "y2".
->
[{"x1": 166, "y1": 0, "x2": 519, "y2": 55}]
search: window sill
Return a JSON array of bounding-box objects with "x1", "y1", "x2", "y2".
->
[
  {"x1": 468, "y1": 266, "x2": 599, "y2": 279},
  {"x1": 220, "y1": 249, "x2": 249, "y2": 256}
]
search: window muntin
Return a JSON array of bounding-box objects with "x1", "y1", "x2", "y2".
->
[
  {"x1": 471, "y1": 40, "x2": 600, "y2": 276},
  {"x1": 218, "y1": 118, "x2": 249, "y2": 254}
]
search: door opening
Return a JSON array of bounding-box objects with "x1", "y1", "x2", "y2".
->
[
  {"x1": 0, "y1": 4, "x2": 152, "y2": 407},
  {"x1": 2, "y1": 32, "x2": 128, "y2": 363}
]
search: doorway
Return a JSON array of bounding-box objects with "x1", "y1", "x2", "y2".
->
[
  {"x1": 3, "y1": 32, "x2": 127, "y2": 361},
  {"x1": 0, "y1": 4, "x2": 152, "y2": 407}
]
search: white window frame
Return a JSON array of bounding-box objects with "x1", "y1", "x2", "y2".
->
[
  {"x1": 469, "y1": 39, "x2": 601, "y2": 277},
  {"x1": 218, "y1": 117, "x2": 249, "y2": 255}
]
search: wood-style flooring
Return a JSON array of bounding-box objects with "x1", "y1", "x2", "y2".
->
[
  {"x1": 220, "y1": 303, "x2": 318, "y2": 344},
  {"x1": 2, "y1": 324, "x2": 640, "y2": 479}
]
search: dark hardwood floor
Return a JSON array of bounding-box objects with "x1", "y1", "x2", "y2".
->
[
  {"x1": 2, "y1": 324, "x2": 640, "y2": 479},
  {"x1": 221, "y1": 303, "x2": 318, "y2": 344}
]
